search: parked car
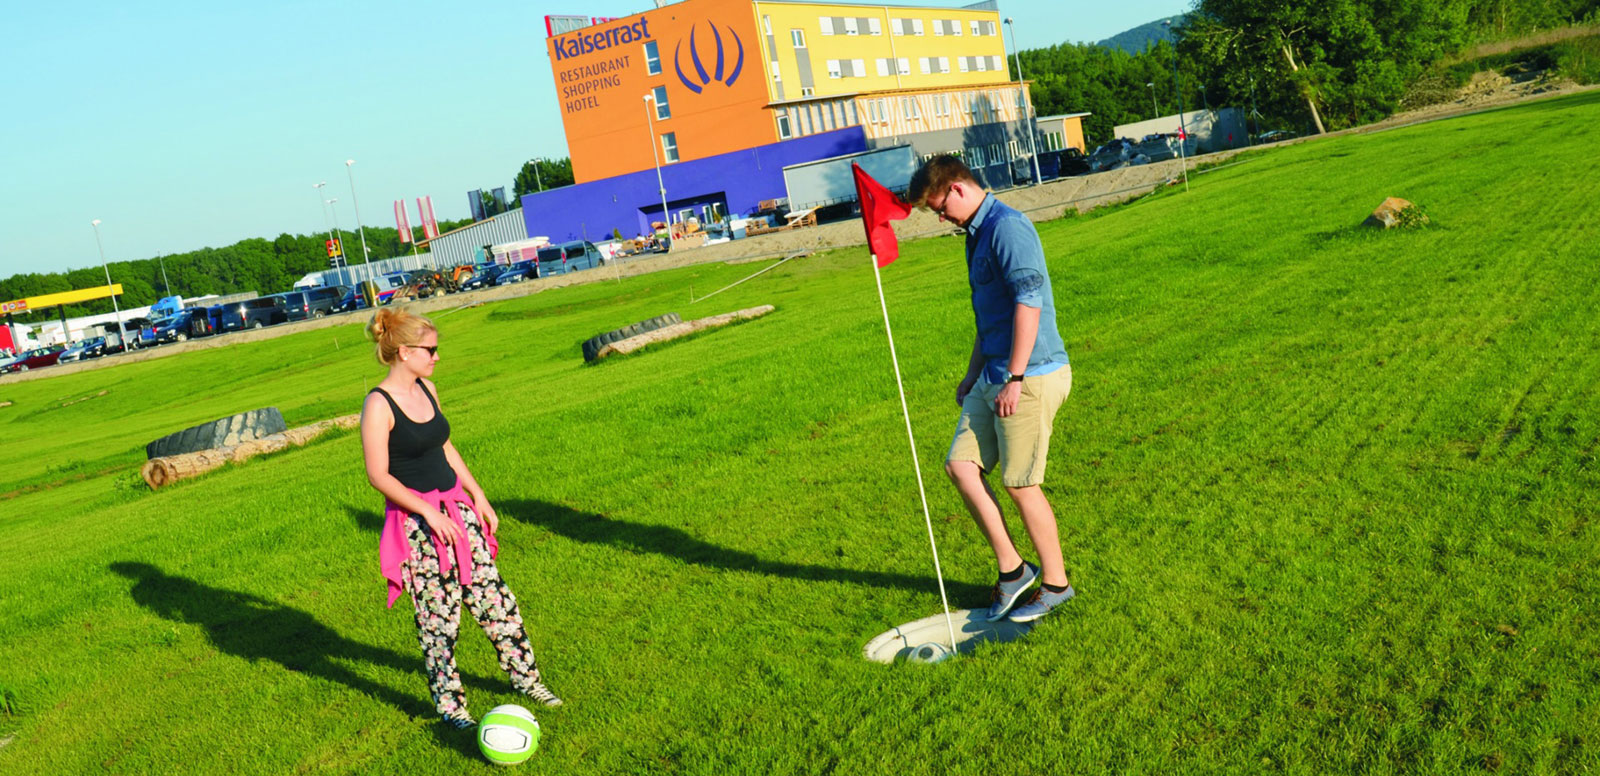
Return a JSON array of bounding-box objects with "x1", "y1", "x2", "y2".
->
[
  {"x1": 0, "y1": 345, "x2": 66, "y2": 373},
  {"x1": 458, "y1": 262, "x2": 501, "y2": 291},
  {"x1": 535, "y1": 241, "x2": 603, "y2": 274},
  {"x1": 492, "y1": 261, "x2": 539, "y2": 285},
  {"x1": 337, "y1": 286, "x2": 368, "y2": 312},
  {"x1": 275, "y1": 286, "x2": 345, "y2": 321},
  {"x1": 151, "y1": 308, "x2": 214, "y2": 343},
  {"x1": 205, "y1": 304, "x2": 229, "y2": 334},
  {"x1": 1088, "y1": 138, "x2": 1139, "y2": 172},
  {"x1": 1057, "y1": 148, "x2": 1091, "y2": 177},
  {"x1": 1253, "y1": 129, "x2": 1297, "y2": 144},
  {"x1": 217, "y1": 296, "x2": 288, "y2": 331},
  {"x1": 57, "y1": 337, "x2": 108, "y2": 363}
]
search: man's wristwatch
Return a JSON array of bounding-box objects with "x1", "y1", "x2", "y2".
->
[{"x1": 1006, "y1": 372, "x2": 1025, "y2": 384}]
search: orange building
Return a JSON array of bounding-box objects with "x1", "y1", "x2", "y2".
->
[{"x1": 550, "y1": 0, "x2": 774, "y2": 183}]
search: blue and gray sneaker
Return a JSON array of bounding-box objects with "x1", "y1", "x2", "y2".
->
[
  {"x1": 986, "y1": 561, "x2": 1040, "y2": 622},
  {"x1": 1007, "y1": 583, "x2": 1075, "y2": 623}
]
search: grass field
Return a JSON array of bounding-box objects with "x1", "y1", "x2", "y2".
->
[{"x1": 2, "y1": 90, "x2": 1598, "y2": 775}]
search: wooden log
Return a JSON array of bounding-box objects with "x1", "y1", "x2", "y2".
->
[
  {"x1": 141, "y1": 413, "x2": 360, "y2": 490},
  {"x1": 596, "y1": 305, "x2": 775, "y2": 359}
]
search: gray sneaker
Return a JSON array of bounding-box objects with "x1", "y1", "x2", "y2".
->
[
  {"x1": 1007, "y1": 584, "x2": 1075, "y2": 623},
  {"x1": 524, "y1": 682, "x2": 563, "y2": 707},
  {"x1": 986, "y1": 561, "x2": 1040, "y2": 622}
]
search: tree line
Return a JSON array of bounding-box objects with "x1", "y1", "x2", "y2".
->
[
  {"x1": 1019, "y1": 0, "x2": 1600, "y2": 145},
  {"x1": 0, "y1": 218, "x2": 473, "y2": 323},
  {"x1": 2, "y1": 157, "x2": 586, "y2": 324}
]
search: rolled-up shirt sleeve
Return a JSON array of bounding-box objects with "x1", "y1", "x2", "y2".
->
[{"x1": 991, "y1": 216, "x2": 1049, "y2": 308}]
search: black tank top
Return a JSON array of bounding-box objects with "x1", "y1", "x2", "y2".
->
[{"x1": 371, "y1": 379, "x2": 458, "y2": 492}]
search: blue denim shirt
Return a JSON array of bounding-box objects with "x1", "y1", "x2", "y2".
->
[{"x1": 965, "y1": 194, "x2": 1068, "y2": 385}]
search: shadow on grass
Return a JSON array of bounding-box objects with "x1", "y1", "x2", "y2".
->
[
  {"x1": 344, "y1": 504, "x2": 385, "y2": 532},
  {"x1": 500, "y1": 499, "x2": 988, "y2": 601},
  {"x1": 107, "y1": 561, "x2": 501, "y2": 760}
]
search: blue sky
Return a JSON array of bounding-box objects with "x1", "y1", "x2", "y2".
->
[{"x1": 0, "y1": 0, "x2": 1191, "y2": 279}]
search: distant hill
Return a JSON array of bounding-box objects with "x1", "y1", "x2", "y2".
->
[{"x1": 1096, "y1": 15, "x2": 1186, "y2": 54}]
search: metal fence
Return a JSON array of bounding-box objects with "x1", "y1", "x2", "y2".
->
[{"x1": 304, "y1": 252, "x2": 474, "y2": 289}]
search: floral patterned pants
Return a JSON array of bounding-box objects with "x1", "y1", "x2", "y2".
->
[{"x1": 402, "y1": 503, "x2": 542, "y2": 719}]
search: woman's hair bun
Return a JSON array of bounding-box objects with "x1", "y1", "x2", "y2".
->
[{"x1": 366, "y1": 307, "x2": 435, "y2": 366}]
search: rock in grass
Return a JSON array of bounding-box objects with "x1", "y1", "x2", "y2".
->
[{"x1": 1364, "y1": 197, "x2": 1430, "y2": 228}]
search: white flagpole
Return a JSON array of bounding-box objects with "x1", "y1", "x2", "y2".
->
[{"x1": 871, "y1": 252, "x2": 960, "y2": 654}]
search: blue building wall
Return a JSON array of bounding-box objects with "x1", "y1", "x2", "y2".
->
[{"x1": 520, "y1": 126, "x2": 867, "y2": 244}]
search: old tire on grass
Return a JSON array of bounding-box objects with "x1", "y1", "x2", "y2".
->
[
  {"x1": 581, "y1": 314, "x2": 682, "y2": 362},
  {"x1": 145, "y1": 407, "x2": 288, "y2": 459}
]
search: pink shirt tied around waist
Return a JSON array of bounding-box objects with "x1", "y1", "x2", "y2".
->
[{"x1": 379, "y1": 481, "x2": 499, "y2": 608}]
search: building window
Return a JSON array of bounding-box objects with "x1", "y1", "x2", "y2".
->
[
  {"x1": 868, "y1": 18, "x2": 881, "y2": 35},
  {"x1": 877, "y1": 58, "x2": 890, "y2": 77},
  {"x1": 897, "y1": 57, "x2": 910, "y2": 76},
  {"x1": 763, "y1": 15, "x2": 773, "y2": 35},
  {"x1": 792, "y1": 29, "x2": 806, "y2": 47},
  {"x1": 819, "y1": 16, "x2": 832, "y2": 35},
  {"x1": 644, "y1": 41, "x2": 661, "y2": 75},
  {"x1": 993, "y1": 55, "x2": 1004, "y2": 72},
  {"x1": 968, "y1": 145, "x2": 986, "y2": 167},
  {"x1": 821, "y1": 103, "x2": 835, "y2": 131},
  {"x1": 801, "y1": 86, "x2": 814, "y2": 96},
  {"x1": 661, "y1": 132, "x2": 679, "y2": 163},
  {"x1": 652, "y1": 86, "x2": 670, "y2": 119},
  {"x1": 843, "y1": 17, "x2": 858, "y2": 35},
  {"x1": 798, "y1": 106, "x2": 812, "y2": 135},
  {"x1": 845, "y1": 100, "x2": 858, "y2": 125},
  {"x1": 776, "y1": 111, "x2": 792, "y2": 139},
  {"x1": 913, "y1": 18, "x2": 924, "y2": 36},
  {"x1": 971, "y1": 20, "x2": 980, "y2": 36},
  {"x1": 827, "y1": 59, "x2": 842, "y2": 79},
  {"x1": 1008, "y1": 140, "x2": 1022, "y2": 159}
]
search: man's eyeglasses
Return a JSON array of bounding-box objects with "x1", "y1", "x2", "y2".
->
[{"x1": 408, "y1": 344, "x2": 439, "y2": 357}]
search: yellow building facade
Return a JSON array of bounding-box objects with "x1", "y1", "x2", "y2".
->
[{"x1": 751, "y1": 1, "x2": 1012, "y2": 101}]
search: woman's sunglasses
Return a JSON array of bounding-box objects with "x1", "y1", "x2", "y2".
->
[{"x1": 408, "y1": 344, "x2": 439, "y2": 357}]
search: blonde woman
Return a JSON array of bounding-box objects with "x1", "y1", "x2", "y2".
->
[{"x1": 360, "y1": 307, "x2": 561, "y2": 729}]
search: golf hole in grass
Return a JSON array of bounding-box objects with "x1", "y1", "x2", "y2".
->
[{"x1": 863, "y1": 608, "x2": 1034, "y2": 664}]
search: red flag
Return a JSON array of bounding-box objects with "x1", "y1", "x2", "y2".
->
[
  {"x1": 394, "y1": 200, "x2": 412, "y2": 244},
  {"x1": 852, "y1": 163, "x2": 912, "y2": 267},
  {"x1": 417, "y1": 197, "x2": 440, "y2": 240}
]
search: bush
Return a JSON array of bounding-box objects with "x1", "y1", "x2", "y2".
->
[{"x1": 1555, "y1": 36, "x2": 1600, "y2": 83}]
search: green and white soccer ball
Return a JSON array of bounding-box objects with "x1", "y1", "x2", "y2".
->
[{"x1": 478, "y1": 704, "x2": 541, "y2": 766}]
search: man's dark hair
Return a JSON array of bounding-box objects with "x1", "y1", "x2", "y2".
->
[{"x1": 907, "y1": 155, "x2": 980, "y2": 207}]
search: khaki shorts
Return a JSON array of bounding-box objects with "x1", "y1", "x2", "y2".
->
[{"x1": 947, "y1": 366, "x2": 1071, "y2": 488}]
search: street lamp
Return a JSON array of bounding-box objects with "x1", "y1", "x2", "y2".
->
[
  {"x1": 643, "y1": 93, "x2": 671, "y2": 251},
  {"x1": 1162, "y1": 19, "x2": 1190, "y2": 192},
  {"x1": 326, "y1": 197, "x2": 350, "y2": 285},
  {"x1": 1147, "y1": 82, "x2": 1159, "y2": 119},
  {"x1": 528, "y1": 158, "x2": 544, "y2": 193},
  {"x1": 1004, "y1": 17, "x2": 1042, "y2": 186},
  {"x1": 345, "y1": 159, "x2": 370, "y2": 264},
  {"x1": 89, "y1": 219, "x2": 128, "y2": 350}
]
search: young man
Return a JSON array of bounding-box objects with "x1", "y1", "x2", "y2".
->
[{"x1": 908, "y1": 155, "x2": 1074, "y2": 623}]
